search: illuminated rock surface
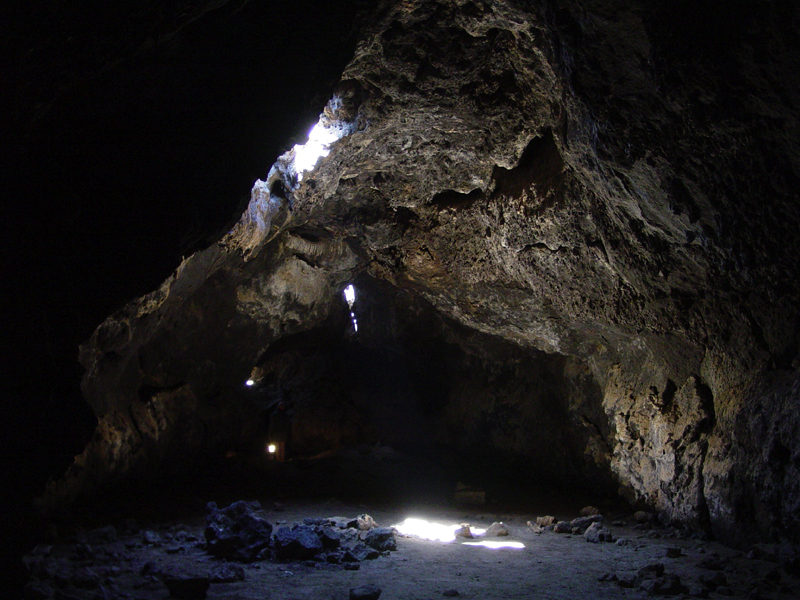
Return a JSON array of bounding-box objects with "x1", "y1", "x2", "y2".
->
[{"x1": 31, "y1": 0, "x2": 800, "y2": 562}]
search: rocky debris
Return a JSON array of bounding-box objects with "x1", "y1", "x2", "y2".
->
[
  {"x1": 273, "y1": 525, "x2": 324, "y2": 560},
  {"x1": 535, "y1": 516, "x2": 557, "y2": 527},
  {"x1": 580, "y1": 506, "x2": 601, "y2": 517},
  {"x1": 584, "y1": 522, "x2": 614, "y2": 543},
  {"x1": 570, "y1": 515, "x2": 603, "y2": 531},
  {"x1": 204, "y1": 501, "x2": 273, "y2": 561},
  {"x1": 208, "y1": 563, "x2": 245, "y2": 583},
  {"x1": 484, "y1": 522, "x2": 509, "y2": 537},
  {"x1": 350, "y1": 583, "x2": 382, "y2": 600}
]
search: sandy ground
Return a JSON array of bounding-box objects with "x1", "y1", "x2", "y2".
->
[{"x1": 24, "y1": 496, "x2": 800, "y2": 600}]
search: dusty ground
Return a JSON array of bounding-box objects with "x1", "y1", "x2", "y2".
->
[{"x1": 23, "y1": 495, "x2": 800, "y2": 600}]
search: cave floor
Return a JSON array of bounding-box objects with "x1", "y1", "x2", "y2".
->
[{"x1": 25, "y1": 495, "x2": 800, "y2": 600}]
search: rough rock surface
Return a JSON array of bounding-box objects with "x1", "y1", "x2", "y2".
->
[{"x1": 42, "y1": 0, "x2": 800, "y2": 553}]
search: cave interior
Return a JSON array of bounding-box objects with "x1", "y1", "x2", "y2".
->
[{"x1": 4, "y1": 0, "x2": 800, "y2": 598}]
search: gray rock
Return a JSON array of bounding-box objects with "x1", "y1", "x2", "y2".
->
[
  {"x1": 536, "y1": 516, "x2": 557, "y2": 527},
  {"x1": 350, "y1": 583, "x2": 382, "y2": 600},
  {"x1": 580, "y1": 506, "x2": 601, "y2": 517},
  {"x1": 553, "y1": 522, "x2": 572, "y2": 534},
  {"x1": 570, "y1": 515, "x2": 603, "y2": 530},
  {"x1": 484, "y1": 522, "x2": 510, "y2": 537},
  {"x1": 318, "y1": 526, "x2": 343, "y2": 549},
  {"x1": 364, "y1": 527, "x2": 397, "y2": 551},
  {"x1": 584, "y1": 522, "x2": 614, "y2": 543},
  {"x1": 273, "y1": 525, "x2": 324, "y2": 560}
]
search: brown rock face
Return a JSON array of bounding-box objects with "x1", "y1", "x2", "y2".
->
[{"x1": 45, "y1": 0, "x2": 800, "y2": 550}]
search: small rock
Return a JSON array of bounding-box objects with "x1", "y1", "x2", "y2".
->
[
  {"x1": 554, "y1": 522, "x2": 572, "y2": 533},
  {"x1": 571, "y1": 515, "x2": 603, "y2": 529},
  {"x1": 142, "y1": 531, "x2": 163, "y2": 546},
  {"x1": 350, "y1": 583, "x2": 382, "y2": 600},
  {"x1": 536, "y1": 516, "x2": 557, "y2": 527},
  {"x1": 616, "y1": 538, "x2": 630, "y2": 547},
  {"x1": 665, "y1": 547, "x2": 683, "y2": 558},
  {"x1": 640, "y1": 574, "x2": 683, "y2": 596},
  {"x1": 638, "y1": 563, "x2": 666, "y2": 579},
  {"x1": 484, "y1": 522, "x2": 509, "y2": 537},
  {"x1": 344, "y1": 563, "x2": 361, "y2": 571},
  {"x1": 442, "y1": 590, "x2": 460, "y2": 597},
  {"x1": 612, "y1": 520, "x2": 627, "y2": 527},
  {"x1": 165, "y1": 545, "x2": 186, "y2": 554},
  {"x1": 455, "y1": 525, "x2": 474, "y2": 538},
  {"x1": 584, "y1": 522, "x2": 614, "y2": 543},
  {"x1": 687, "y1": 584, "x2": 709, "y2": 598},
  {"x1": 617, "y1": 573, "x2": 637, "y2": 588},
  {"x1": 580, "y1": 506, "x2": 601, "y2": 517},
  {"x1": 598, "y1": 573, "x2": 618, "y2": 582},
  {"x1": 526, "y1": 522, "x2": 544, "y2": 534},
  {"x1": 357, "y1": 514, "x2": 377, "y2": 531},
  {"x1": 635, "y1": 511, "x2": 654, "y2": 523},
  {"x1": 209, "y1": 563, "x2": 245, "y2": 583}
]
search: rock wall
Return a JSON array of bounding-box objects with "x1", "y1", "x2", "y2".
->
[{"x1": 46, "y1": 0, "x2": 800, "y2": 550}]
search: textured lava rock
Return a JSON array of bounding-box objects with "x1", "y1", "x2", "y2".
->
[
  {"x1": 43, "y1": 0, "x2": 800, "y2": 555},
  {"x1": 273, "y1": 525, "x2": 324, "y2": 561},
  {"x1": 204, "y1": 501, "x2": 272, "y2": 561}
]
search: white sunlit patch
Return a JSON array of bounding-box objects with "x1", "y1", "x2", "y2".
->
[
  {"x1": 463, "y1": 541, "x2": 525, "y2": 550},
  {"x1": 344, "y1": 284, "x2": 356, "y2": 307},
  {"x1": 394, "y1": 518, "x2": 461, "y2": 542},
  {"x1": 267, "y1": 444, "x2": 276, "y2": 454},
  {"x1": 245, "y1": 379, "x2": 255, "y2": 387},
  {"x1": 291, "y1": 98, "x2": 357, "y2": 182},
  {"x1": 394, "y1": 518, "x2": 522, "y2": 549},
  {"x1": 343, "y1": 284, "x2": 359, "y2": 333}
]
